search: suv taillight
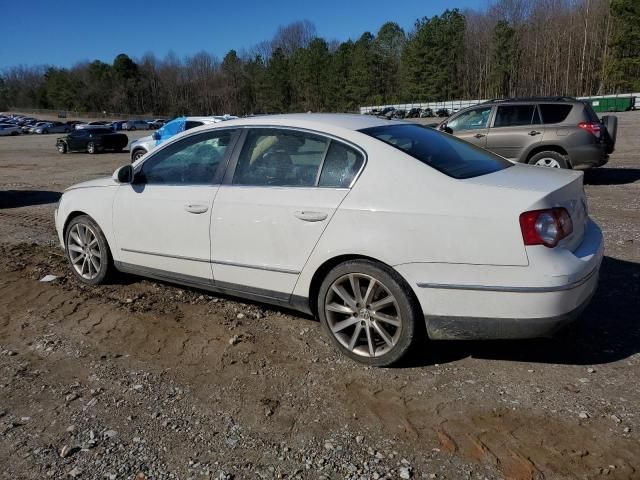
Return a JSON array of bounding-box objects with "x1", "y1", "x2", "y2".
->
[
  {"x1": 578, "y1": 121, "x2": 601, "y2": 139},
  {"x1": 519, "y1": 208, "x2": 573, "y2": 247}
]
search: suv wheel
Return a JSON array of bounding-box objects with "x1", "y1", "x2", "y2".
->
[
  {"x1": 317, "y1": 259, "x2": 421, "y2": 367},
  {"x1": 529, "y1": 151, "x2": 569, "y2": 169}
]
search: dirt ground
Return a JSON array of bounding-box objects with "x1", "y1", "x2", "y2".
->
[{"x1": 0, "y1": 115, "x2": 639, "y2": 480}]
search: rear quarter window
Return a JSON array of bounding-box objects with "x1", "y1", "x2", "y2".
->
[
  {"x1": 539, "y1": 104, "x2": 573, "y2": 124},
  {"x1": 361, "y1": 124, "x2": 512, "y2": 179}
]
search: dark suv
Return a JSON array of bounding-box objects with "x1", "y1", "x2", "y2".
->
[{"x1": 439, "y1": 97, "x2": 617, "y2": 169}]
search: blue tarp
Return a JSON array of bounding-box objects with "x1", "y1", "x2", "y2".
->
[{"x1": 155, "y1": 117, "x2": 186, "y2": 146}]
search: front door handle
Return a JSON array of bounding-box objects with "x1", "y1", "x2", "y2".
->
[
  {"x1": 473, "y1": 133, "x2": 485, "y2": 138},
  {"x1": 294, "y1": 210, "x2": 328, "y2": 222},
  {"x1": 184, "y1": 204, "x2": 209, "y2": 214},
  {"x1": 528, "y1": 130, "x2": 542, "y2": 136}
]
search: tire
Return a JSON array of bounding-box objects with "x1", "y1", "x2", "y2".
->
[
  {"x1": 129, "y1": 126, "x2": 136, "y2": 131},
  {"x1": 131, "y1": 149, "x2": 146, "y2": 162},
  {"x1": 11, "y1": 131, "x2": 19, "y2": 136},
  {"x1": 43, "y1": 129, "x2": 49, "y2": 134},
  {"x1": 601, "y1": 115, "x2": 617, "y2": 154},
  {"x1": 64, "y1": 215, "x2": 113, "y2": 285},
  {"x1": 317, "y1": 259, "x2": 422, "y2": 367},
  {"x1": 57, "y1": 142, "x2": 67, "y2": 154},
  {"x1": 87, "y1": 142, "x2": 96, "y2": 154},
  {"x1": 528, "y1": 150, "x2": 569, "y2": 169}
]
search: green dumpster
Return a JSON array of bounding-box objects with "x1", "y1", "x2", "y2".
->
[{"x1": 589, "y1": 96, "x2": 634, "y2": 112}]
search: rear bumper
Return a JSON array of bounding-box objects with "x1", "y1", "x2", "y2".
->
[
  {"x1": 396, "y1": 220, "x2": 604, "y2": 340},
  {"x1": 569, "y1": 143, "x2": 608, "y2": 169},
  {"x1": 424, "y1": 269, "x2": 598, "y2": 340}
]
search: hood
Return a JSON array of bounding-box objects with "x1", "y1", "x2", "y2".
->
[{"x1": 65, "y1": 176, "x2": 116, "y2": 192}]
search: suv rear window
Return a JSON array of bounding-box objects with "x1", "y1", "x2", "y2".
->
[
  {"x1": 361, "y1": 124, "x2": 512, "y2": 179},
  {"x1": 539, "y1": 104, "x2": 573, "y2": 124}
]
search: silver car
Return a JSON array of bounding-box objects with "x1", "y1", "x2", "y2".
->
[{"x1": 123, "y1": 120, "x2": 151, "y2": 131}]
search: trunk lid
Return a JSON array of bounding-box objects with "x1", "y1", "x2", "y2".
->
[{"x1": 464, "y1": 164, "x2": 588, "y2": 251}]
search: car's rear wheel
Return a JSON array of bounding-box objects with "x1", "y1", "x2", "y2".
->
[
  {"x1": 318, "y1": 259, "x2": 421, "y2": 367},
  {"x1": 130, "y1": 126, "x2": 136, "y2": 131},
  {"x1": 87, "y1": 142, "x2": 96, "y2": 154},
  {"x1": 65, "y1": 215, "x2": 112, "y2": 285},
  {"x1": 57, "y1": 142, "x2": 67, "y2": 154},
  {"x1": 131, "y1": 149, "x2": 145, "y2": 162},
  {"x1": 529, "y1": 151, "x2": 569, "y2": 169}
]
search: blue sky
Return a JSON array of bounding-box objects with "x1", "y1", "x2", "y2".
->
[{"x1": 1, "y1": 0, "x2": 487, "y2": 68}]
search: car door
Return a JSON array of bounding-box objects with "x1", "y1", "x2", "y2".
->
[
  {"x1": 443, "y1": 106, "x2": 493, "y2": 148},
  {"x1": 485, "y1": 104, "x2": 544, "y2": 161},
  {"x1": 210, "y1": 127, "x2": 365, "y2": 300},
  {"x1": 112, "y1": 128, "x2": 239, "y2": 283},
  {"x1": 67, "y1": 130, "x2": 87, "y2": 150}
]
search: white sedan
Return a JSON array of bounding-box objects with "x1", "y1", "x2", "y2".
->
[{"x1": 54, "y1": 114, "x2": 603, "y2": 366}]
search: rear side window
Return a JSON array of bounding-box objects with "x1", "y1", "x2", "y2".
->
[
  {"x1": 318, "y1": 142, "x2": 364, "y2": 187},
  {"x1": 361, "y1": 124, "x2": 511, "y2": 179},
  {"x1": 539, "y1": 104, "x2": 573, "y2": 124},
  {"x1": 493, "y1": 105, "x2": 537, "y2": 127}
]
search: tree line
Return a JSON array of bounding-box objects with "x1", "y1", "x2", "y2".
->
[{"x1": 1, "y1": 0, "x2": 637, "y2": 116}]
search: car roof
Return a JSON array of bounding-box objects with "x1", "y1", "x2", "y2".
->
[{"x1": 205, "y1": 113, "x2": 400, "y2": 131}]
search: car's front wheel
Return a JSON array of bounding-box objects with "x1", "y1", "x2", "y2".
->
[
  {"x1": 87, "y1": 142, "x2": 97, "y2": 154},
  {"x1": 65, "y1": 215, "x2": 113, "y2": 285},
  {"x1": 57, "y1": 142, "x2": 67, "y2": 154},
  {"x1": 318, "y1": 259, "x2": 421, "y2": 367},
  {"x1": 529, "y1": 151, "x2": 569, "y2": 169}
]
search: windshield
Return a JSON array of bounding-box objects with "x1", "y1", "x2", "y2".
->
[{"x1": 360, "y1": 123, "x2": 512, "y2": 179}]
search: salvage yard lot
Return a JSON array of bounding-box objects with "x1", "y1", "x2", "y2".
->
[{"x1": 0, "y1": 114, "x2": 639, "y2": 479}]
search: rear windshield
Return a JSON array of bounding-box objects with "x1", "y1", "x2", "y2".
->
[{"x1": 360, "y1": 124, "x2": 512, "y2": 179}]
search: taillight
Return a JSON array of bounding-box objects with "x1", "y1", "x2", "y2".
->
[
  {"x1": 519, "y1": 208, "x2": 573, "y2": 247},
  {"x1": 578, "y1": 121, "x2": 601, "y2": 139}
]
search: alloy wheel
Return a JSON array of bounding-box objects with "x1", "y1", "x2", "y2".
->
[
  {"x1": 67, "y1": 223, "x2": 102, "y2": 280},
  {"x1": 534, "y1": 158, "x2": 561, "y2": 168},
  {"x1": 324, "y1": 273, "x2": 402, "y2": 358}
]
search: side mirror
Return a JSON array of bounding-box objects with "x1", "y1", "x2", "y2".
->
[
  {"x1": 113, "y1": 164, "x2": 133, "y2": 184},
  {"x1": 152, "y1": 131, "x2": 160, "y2": 141},
  {"x1": 439, "y1": 123, "x2": 453, "y2": 134}
]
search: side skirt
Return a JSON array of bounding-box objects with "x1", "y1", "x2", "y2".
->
[{"x1": 114, "y1": 261, "x2": 312, "y2": 315}]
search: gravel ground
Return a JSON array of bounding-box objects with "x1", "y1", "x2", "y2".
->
[{"x1": 0, "y1": 113, "x2": 639, "y2": 480}]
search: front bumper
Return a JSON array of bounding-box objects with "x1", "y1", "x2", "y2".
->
[{"x1": 396, "y1": 220, "x2": 604, "y2": 340}]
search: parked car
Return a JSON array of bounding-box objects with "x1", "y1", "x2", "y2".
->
[
  {"x1": 110, "y1": 121, "x2": 127, "y2": 131},
  {"x1": 34, "y1": 121, "x2": 73, "y2": 134},
  {"x1": 377, "y1": 107, "x2": 395, "y2": 119},
  {"x1": 55, "y1": 114, "x2": 602, "y2": 366},
  {"x1": 75, "y1": 121, "x2": 112, "y2": 130},
  {"x1": 0, "y1": 124, "x2": 21, "y2": 136},
  {"x1": 438, "y1": 97, "x2": 616, "y2": 169},
  {"x1": 436, "y1": 108, "x2": 450, "y2": 117},
  {"x1": 406, "y1": 108, "x2": 422, "y2": 118},
  {"x1": 56, "y1": 128, "x2": 128, "y2": 154},
  {"x1": 392, "y1": 109, "x2": 407, "y2": 119},
  {"x1": 419, "y1": 108, "x2": 434, "y2": 118},
  {"x1": 129, "y1": 116, "x2": 230, "y2": 162},
  {"x1": 148, "y1": 119, "x2": 166, "y2": 129},
  {"x1": 123, "y1": 120, "x2": 151, "y2": 131}
]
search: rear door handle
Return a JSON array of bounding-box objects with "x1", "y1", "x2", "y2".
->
[
  {"x1": 294, "y1": 210, "x2": 328, "y2": 222},
  {"x1": 473, "y1": 133, "x2": 485, "y2": 138},
  {"x1": 528, "y1": 130, "x2": 542, "y2": 136},
  {"x1": 184, "y1": 204, "x2": 209, "y2": 214}
]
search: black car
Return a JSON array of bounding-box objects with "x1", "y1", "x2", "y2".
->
[
  {"x1": 56, "y1": 129, "x2": 128, "y2": 154},
  {"x1": 436, "y1": 108, "x2": 450, "y2": 117}
]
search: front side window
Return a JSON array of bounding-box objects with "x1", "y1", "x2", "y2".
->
[
  {"x1": 233, "y1": 129, "x2": 329, "y2": 187},
  {"x1": 137, "y1": 130, "x2": 235, "y2": 185},
  {"x1": 361, "y1": 124, "x2": 511, "y2": 179},
  {"x1": 493, "y1": 105, "x2": 538, "y2": 128},
  {"x1": 447, "y1": 106, "x2": 492, "y2": 132}
]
